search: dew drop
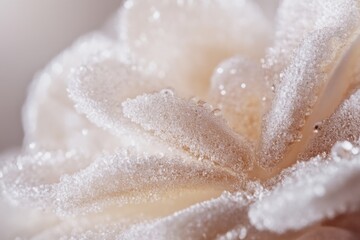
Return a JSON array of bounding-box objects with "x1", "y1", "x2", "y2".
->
[
  {"x1": 28, "y1": 142, "x2": 36, "y2": 150},
  {"x1": 240, "y1": 83, "x2": 246, "y2": 89},
  {"x1": 16, "y1": 162, "x2": 23, "y2": 170},
  {"x1": 271, "y1": 84, "x2": 275, "y2": 92},
  {"x1": 81, "y1": 128, "x2": 89, "y2": 136},
  {"x1": 239, "y1": 226, "x2": 247, "y2": 240},
  {"x1": 160, "y1": 89, "x2": 174, "y2": 96},
  {"x1": 313, "y1": 122, "x2": 322, "y2": 133},
  {"x1": 216, "y1": 67, "x2": 224, "y2": 74},
  {"x1": 230, "y1": 69, "x2": 237, "y2": 75},
  {"x1": 211, "y1": 108, "x2": 222, "y2": 117},
  {"x1": 331, "y1": 141, "x2": 356, "y2": 162}
]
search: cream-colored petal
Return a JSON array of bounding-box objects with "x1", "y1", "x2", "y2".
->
[
  {"x1": 260, "y1": 1, "x2": 360, "y2": 168},
  {"x1": 209, "y1": 56, "x2": 270, "y2": 142},
  {"x1": 249, "y1": 141, "x2": 360, "y2": 233},
  {"x1": 295, "y1": 227, "x2": 357, "y2": 240},
  {"x1": 120, "y1": 192, "x2": 281, "y2": 240},
  {"x1": 68, "y1": 56, "x2": 168, "y2": 153},
  {"x1": 123, "y1": 90, "x2": 254, "y2": 173},
  {"x1": 55, "y1": 149, "x2": 238, "y2": 215},
  {"x1": 302, "y1": 89, "x2": 360, "y2": 159},
  {"x1": 22, "y1": 33, "x2": 120, "y2": 155},
  {"x1": 119, "y1": 0, "x2": 271, "y2": 98}
]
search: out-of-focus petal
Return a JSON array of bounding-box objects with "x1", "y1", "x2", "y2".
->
[{"x1": 119, "y1": 0, "x2": 271, "y2": 98}]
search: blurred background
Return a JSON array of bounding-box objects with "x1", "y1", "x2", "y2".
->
[{"x1": 0, "y1": 0, "x2": 123, "y2": 152}]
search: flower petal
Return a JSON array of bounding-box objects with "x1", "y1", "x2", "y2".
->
[
  {"x1": 119, "y1": 192, "x2": 281, "y2": 240},
  {"x1": 249, "y1": 141, "x2": 360, "y2": 233},
  {"x1": 209, "y1": 56, "x2": 270, "y2": 142},
  {"x1": 260, "y1": 1, "x2": 360, "y2": 168},
  {"x1": 55, "y1": 149, "x2": 238, "y2": 215},
  {"x1": 295, "y1": 227, "x2": 357, "y2": 240},
  {"x1": 302, "y1": 88, "x2": 360, "y2": 159},
  {"x1": 68, "y1": 55, "x2": 169, "y2": 153},
  {"x1": 122, "y1": 90, "x2": 254, "y2": 173},
  {"x1": 119, "y1": 0, "x2": 271, "y2": 98},
  {"x1": 23, "y1": 33, "x2": 119, "y2": 154}
]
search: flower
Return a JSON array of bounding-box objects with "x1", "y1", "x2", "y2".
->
[{"x1": 1, "y1": 0, "x2": 360, "y2": 239}]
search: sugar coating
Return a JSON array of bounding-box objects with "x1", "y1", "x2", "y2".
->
[
  {"x1": 120, "y1": 0, "x2": 271, "y2": 97},
  {"x1": 249, "y1": 141, "x2": 360, "y2": 233},
  {"x1": 303, "y1": 89, "x2": 360, "y2": 159},
  {"x1": 260, "y1": 0, "x2": 360, "y2": 167},
  {"x1": 209, "y1": 56, "x2": 270, "y2": 142},
  {"x1": 119, "y1": 192, "x2": 282, "y2": 240},
  {"x1": 55, "y1": 149, "x2": 238, "y2": 215},
  {"x1": 122, "y1": 90, "x2": 254, "y2": 173},
  {"x1": 22, "y1": 33, "x2": 120, "y2": 154}
]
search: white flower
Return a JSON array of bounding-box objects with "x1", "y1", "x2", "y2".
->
[{"x1": 1, "y1": 0, "x2": 360, "y2": 239}]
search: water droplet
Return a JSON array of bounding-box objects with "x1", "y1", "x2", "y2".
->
[
  {"x1": 216, "y1": 67, "x2": 224, "y2": 74},
  {"x1": 240, "y1": 83, "x2": 246, "y2": 89},
  {"x1": 211, "y1": 108, "x2": 222, "y2": 117},
  {"x1": 220, "y1": 90, "x2": 226, "y2": 96},
  {"x1": 151, "y1": 9, "x2": 161, "y2": 20},
  {"x1": 160, "y1": 89, "x2": 174, "y2": 96},
  {"x1": 230, "y1": 68, "x2": 237, "y2": 74},
  {"x1": 81, "y1": 128, "x2": 89, "y2": 136},
  {"x1": 28, "y1": 142, "x2": 36, "y2": 150},
  {"x1": 313, "y1": 122, "x2": 322, "y2": 133},
  {"x1": 271, "y1": 84, "x2": 275, "y2": 92},
  {"x1": 239, "y1": 227, "x2": 247, "y2": 239},
  {"x1": 331, "y1": 141, "x2": 356, "y2": 162},
  {"x1": 16, "y1": 162, "x2": 23, "y2": 170}
]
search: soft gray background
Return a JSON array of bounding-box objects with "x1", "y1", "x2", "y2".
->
[
  {"x1": 0, "y1": 0, "x2": 278, "y2": 152},
  {"x1": 0, "y1": 0, "x2": 123, "y2": 152}
]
